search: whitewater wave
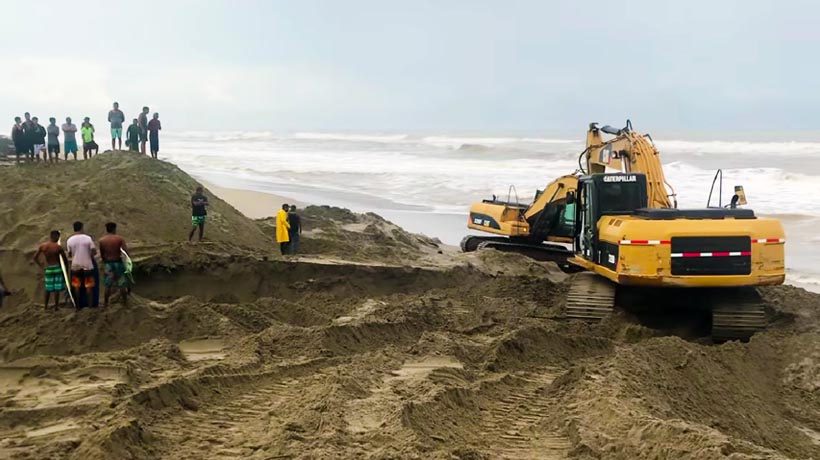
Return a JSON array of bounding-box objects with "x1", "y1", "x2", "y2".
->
[
  {"x1": 657, "y1": 139, "x2": 820, "y2": 156},
  {"x1": 292, "y1": 132, "x2": 409, "y2": 143}
]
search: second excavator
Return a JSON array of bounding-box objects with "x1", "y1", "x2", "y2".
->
[{"x1": 462, "y1": 121, "x2": 786, "y2": 340}]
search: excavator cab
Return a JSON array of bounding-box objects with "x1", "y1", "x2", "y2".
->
[{"x1": 572, "y1": 174, "x2": 648, "y2": 263}]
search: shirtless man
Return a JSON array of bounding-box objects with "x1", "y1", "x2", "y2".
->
[
  {"x1": 33, "y1": 230, "x2": 68, "y2": 309},
  {"x1": 98, "y1": 222, "x2": 130, "y2": 307}
]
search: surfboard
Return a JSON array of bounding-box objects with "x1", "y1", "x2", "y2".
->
[
  {"x1": 58, "y1": 238, "x2": 76, "y2": 308},
  {"x1": 121, "y1": 248, "x2": 135, "y2": 285}
]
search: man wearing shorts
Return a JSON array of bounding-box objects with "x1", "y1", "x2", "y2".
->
[
  {"x1": 47, "y1": 117, "x2": 60, "y2": 163},
  {"x1": 11, "y1": 116, "x2": 25, "y2": 163},
  {"x1": 138, "y1": 106, "x2": 149, "y2": 155},
  {"x1": 66, "y1": 221, "x2": 97, "y2": 309},
  {"x1": 62, "y1": 117, "x2": 78, "y2": 160},
  {"x1": 188, "y1": 186, "x2": 209, "y2": 242},
  {"x1": 21, "y1": 112, "x2": 34, "y2": 159},
  {"x1": 108, "y1": 102, "x2": 125, "y2": 150},
  {"x1": 81, "y1": 117, "x2": 97, "y2": 159},
  {"x1": 33, "y1": 230, "x2": 68, "y2": 310},
  {"x1": 29, "y1": 117, "x2": 46, "y2": 162},
  {"x1": 147, "y1": 112, "x2": 161, "y2": 159},
  {"x1": 99, "y1": 222, "x2": 130, "y2": 307}
]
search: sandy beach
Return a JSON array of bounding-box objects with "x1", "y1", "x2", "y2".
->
[
  {"x1": 1, "y1": 154, "x2": 820, "y2": 460},
  {"x1": 200, "y1": 180, "x2": 304, "y2": 220}
]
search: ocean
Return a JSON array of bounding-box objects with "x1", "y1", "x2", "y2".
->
[{"x1": 160, "y1": 131, "x2": 820, "y2": 293}]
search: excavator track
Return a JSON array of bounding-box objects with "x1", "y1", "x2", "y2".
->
[
  {"x1": 461, "y1": 236, "x2": 581, "y2": 273},
  {"x1": 710, "y1": 288, "x2": 767, "y2": 342},
  {"x1": 564, "y1": 272, "x2": 616, "y2": 320}
]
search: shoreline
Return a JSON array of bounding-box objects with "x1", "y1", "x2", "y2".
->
[{"x1": 199, "y1": 180, "x2": 304, "y2": 220}]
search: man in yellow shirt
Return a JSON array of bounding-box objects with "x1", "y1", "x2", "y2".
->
[
  {"x1": 80, "y1": 117, "x2": 98, "y2": 159},
  {"x1": 276, "y1": 204, "x2": 290, "y2": 255}
]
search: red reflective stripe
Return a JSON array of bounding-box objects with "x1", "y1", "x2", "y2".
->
[
  {"x1": 753, "y1": 238, "x2": 785, "y2": 243},
  {"x1": 671, "y1": 251, "x2": 752, "y2": 258},
  {"x1": 620, "y1": 240, "x2": 671, "y2": 245}
]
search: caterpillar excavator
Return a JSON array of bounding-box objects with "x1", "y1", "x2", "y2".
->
[{"x1": 462, "y1": 121, "x2": 786, "y2": 340}]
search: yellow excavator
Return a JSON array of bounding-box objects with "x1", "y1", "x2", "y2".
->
[{"x1": 462, "y1": 121, "x2": 785, "y2": 340}]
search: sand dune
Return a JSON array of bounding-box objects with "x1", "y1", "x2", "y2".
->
[{"x1": 1, "y1": 153, "x2": 820, "y2": 459}]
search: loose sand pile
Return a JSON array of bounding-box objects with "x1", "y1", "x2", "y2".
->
[{"x1": 1, "y1": 154, "x2": 820, "y2": 460}]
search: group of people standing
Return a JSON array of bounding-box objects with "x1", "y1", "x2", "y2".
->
[
  {"x1": 31, "y1": 221, "x2": 131, "y2": 310},
  {"x1": 275, "y1": 204, "x2": 303, "y2": 255},
  {"x1": 188, "y1": 187, "x2": 303, "y2": 255},
  {"x1": 9, "y1": 102, "x2": 162, "y2": 162}
]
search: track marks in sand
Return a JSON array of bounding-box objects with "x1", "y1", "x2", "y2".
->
[
  {"x1": 0, "y1": 364, "x2": 127, "y2": 459},
  {"x1": 149, "y1": 376, "x2": 305, "y2": 459},
  {"x1": 344, "y1": 355, "x2": 464, "y2": 435},
  {"x1": 478, "y1": 371, "x2": 571, "y2": 460}
]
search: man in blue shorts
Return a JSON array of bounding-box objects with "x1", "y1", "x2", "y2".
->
[
  {"x1": 62, "y1": 117, "x2": 78, "y2": 160},
  {"x1": 108, "y1": 102, "x2": 125, "y2": 150}
]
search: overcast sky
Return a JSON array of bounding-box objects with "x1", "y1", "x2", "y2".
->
[{"x1": 0, "y1": 0, "x2": 815, "y2": 132}]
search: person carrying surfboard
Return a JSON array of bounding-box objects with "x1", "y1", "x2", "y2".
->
[
  {"x1": 99, "y1": 222, "x2": 131, "y2": 307},
  {"x1": 33, "y1": 230, "x2": 69, "y2": 310}
]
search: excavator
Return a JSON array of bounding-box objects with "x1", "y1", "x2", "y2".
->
[{"x1": 462, "y1": 121, "x2": 785, "y2": 340}]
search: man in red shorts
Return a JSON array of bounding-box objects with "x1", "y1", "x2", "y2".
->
[{"x1": 66, "y1": 221, "x2": 97, "y2": 309}]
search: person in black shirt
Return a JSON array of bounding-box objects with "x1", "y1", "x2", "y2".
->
[
  {"x1": 287, "y1": 205, "x2": 302, "y2": 254},
  {"x1": 188, "y1": 186, "x2": 209, "y2": 242},
  {"x1": 20, "y1": 112, "x2": 34, "y2": 159},
  {"x1": 29, "y1": 117, "x2": 47, "y2": 162}
]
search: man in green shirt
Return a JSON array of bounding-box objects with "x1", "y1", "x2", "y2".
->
[{"x1": 81, "y1": 117, "x2": 97, "y2": 159}]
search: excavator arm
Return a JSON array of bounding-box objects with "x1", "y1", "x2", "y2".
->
[{"x1": 584, "y1": 121, "x2": 677, "y2": 209}]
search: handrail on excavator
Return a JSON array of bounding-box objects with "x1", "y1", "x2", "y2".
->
[{"x1": 707, "y1": 169, "x2": 723, "y2": 208}]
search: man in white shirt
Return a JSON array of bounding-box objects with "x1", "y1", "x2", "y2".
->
[{"x1": 66, "y1": 221, "x2": 97, "y2": 308}]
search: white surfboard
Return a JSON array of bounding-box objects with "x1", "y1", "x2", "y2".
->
[
  {"x1": 58, "y1": 238, "x2": 76, "y2": 308},
  {"x1": 121, "y1": 248, "x2": 135, "y2": 285}
]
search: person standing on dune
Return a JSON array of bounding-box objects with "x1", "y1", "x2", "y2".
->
[
  {"x1": 147, "y1": 112, "x2": 161, "y2": 159},
  {"x1": 99, "y1": 222, "x2": 130, "y2": 307},
  {"x1": 11, "y1": 117, "x2": 25, "y2": 163},
  {"x1": 67, "y1": 221, "x2": 97, "y2": 309},
  {"x1": 287, "y1": 205, "x2": 302, "y2": 255},
  {"x1": 47, "y1": 118, "x2": 60, "y2": 163},
  {"x1": 126, "y1": 119, "x2": 140, "y2": 152},
  {"x1": 188, "y1": 186, "x2": 209, "y2": 242},
  {"x1": 32, "y1": 230, "x2": 68, "y2": 309},
  {"x1": 108, "y1": 102, "x2": 125, "y2": 151},
  {"x1": 30, "y1": 117, "x2": 46, "y2": 162},
  {"x1": 276, "y1": 204, "x2": 291, "y2": 255},
  {"x1": 81, "y1": 117, "x2": 97, "y2": 159},
  {"x1": 138, "y1": 106, "x2": 149, "y2": 155},
  {"x1": 62, "y1": 117, "x2": 78, "y2": 161},
  {"x1": 21, "y1": 112, "x2": 34, "y2": 160}
]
